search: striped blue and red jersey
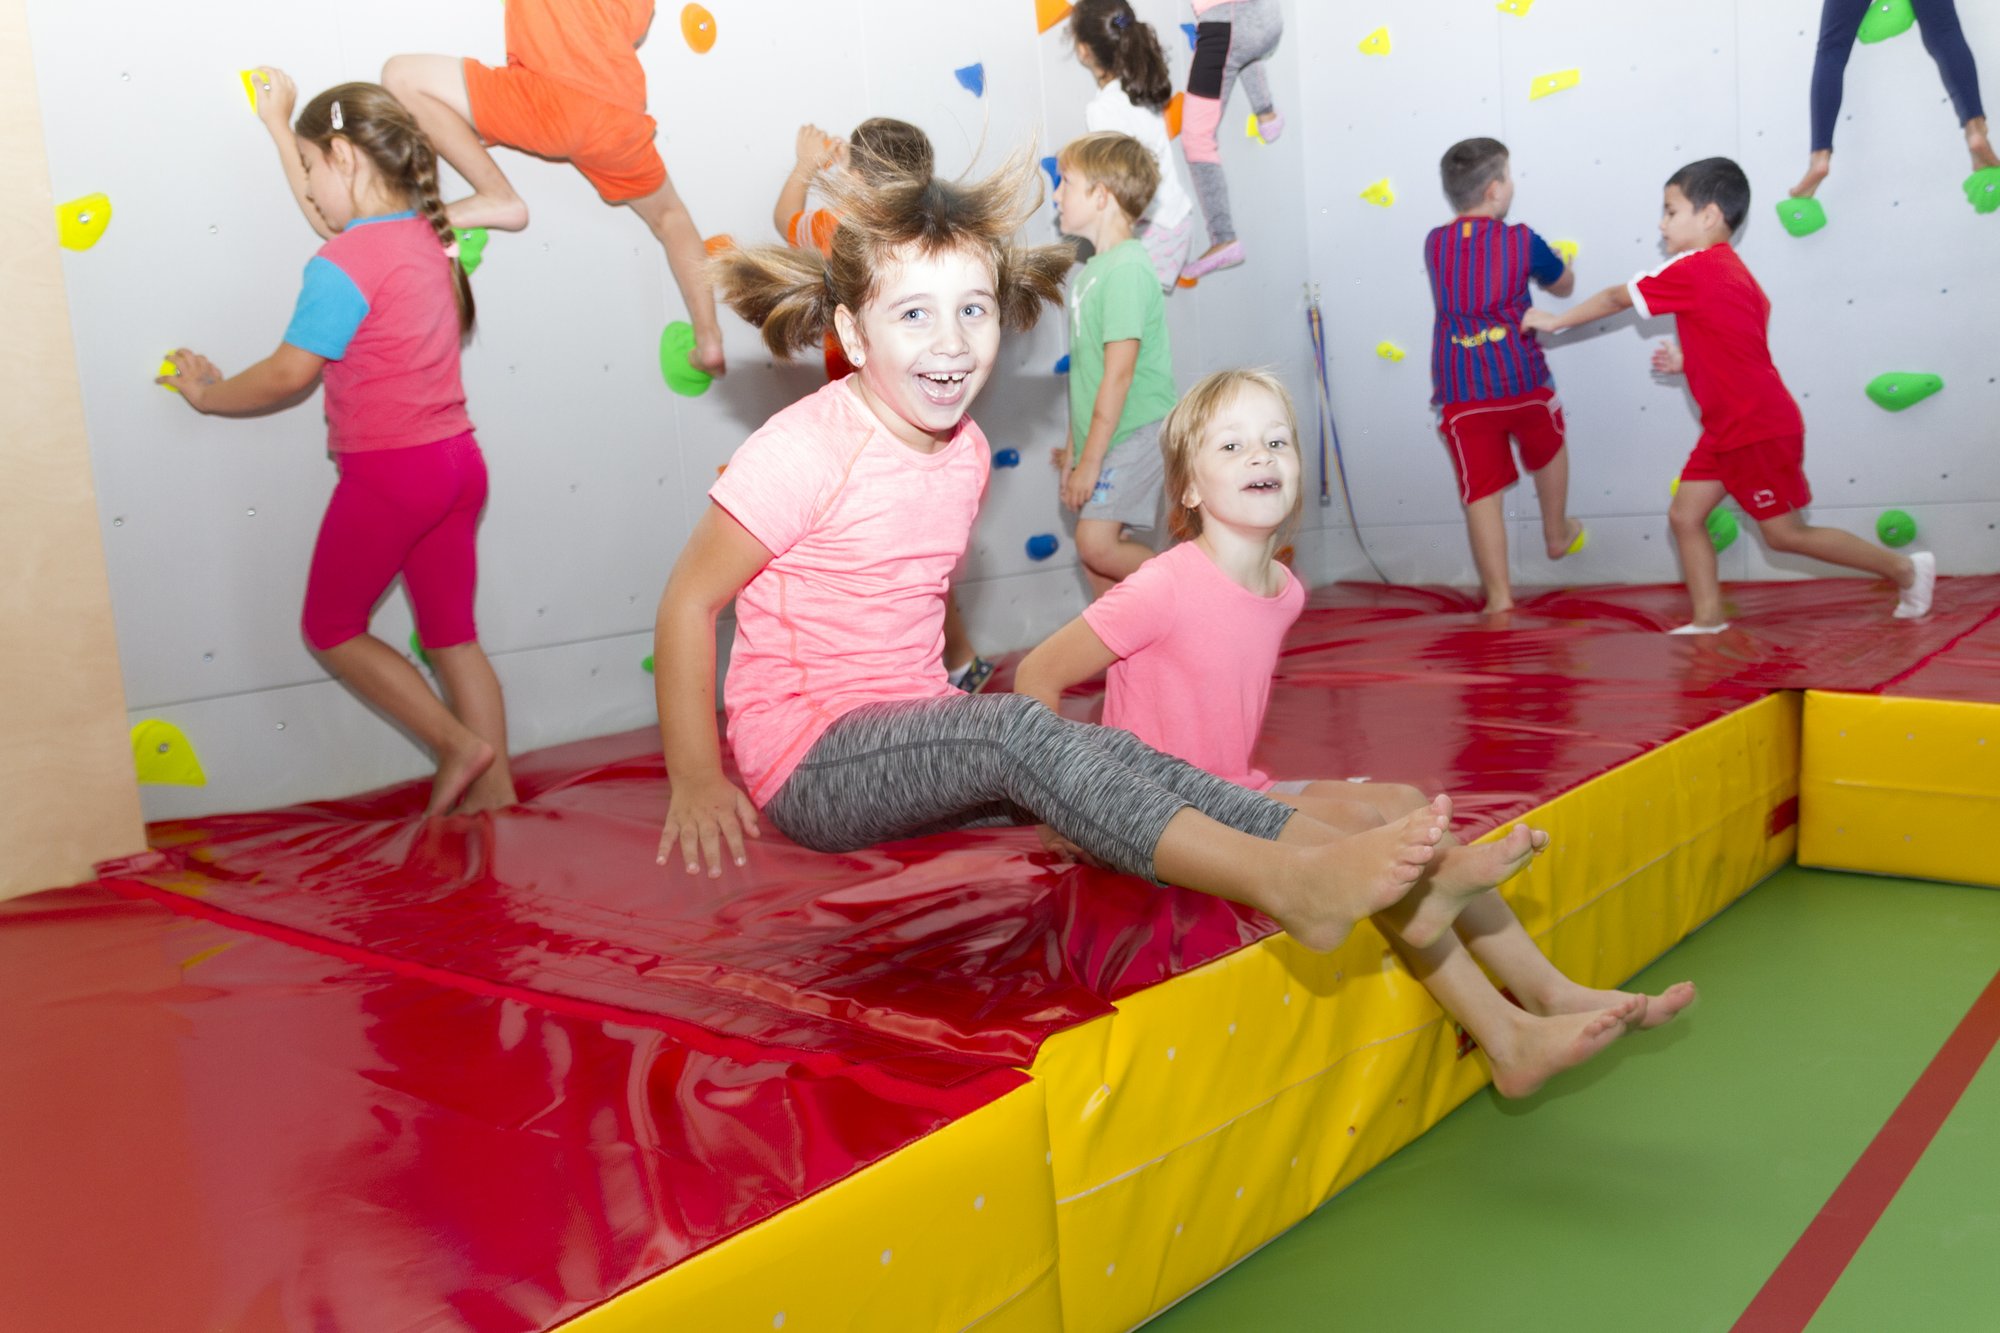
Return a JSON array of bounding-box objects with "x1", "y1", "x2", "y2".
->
[{"x1": 1424, "y1": 216, "x2": 1567, "y2": 406}]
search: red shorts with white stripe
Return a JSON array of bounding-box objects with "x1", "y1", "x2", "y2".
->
[
  {"x1": 1679, "y1": 432, "x2": 1812, "y2": 521},
  {"x1": 1437, "y1": 386, "x2": 1566, "y2": 505}
]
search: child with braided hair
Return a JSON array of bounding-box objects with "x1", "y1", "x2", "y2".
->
[{"x1": 160, "y1": 74, "x2": 517, "y2": 817}]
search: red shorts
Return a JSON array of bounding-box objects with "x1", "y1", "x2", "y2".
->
[
  {"x1": 1680, "y1": 433, "x2": 1811, "y2": 521},
  {"x1": 462, "y1": 60, "x2": 665, "y2": 203},
  {"x1": 1437, "y1": 386, "x2": 1566, "y2": 504}
]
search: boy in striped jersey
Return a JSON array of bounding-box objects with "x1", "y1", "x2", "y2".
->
[{"x1": 1425, "y1": 138, "x2": 1585, "y2": 614}]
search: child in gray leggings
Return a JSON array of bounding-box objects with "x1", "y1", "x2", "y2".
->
[
  {"x1": 652, "y1": 154, "x2": 1467, "y2": 956},
  {"x1": 1179, "y1": 0, "x2": 1284, "y2": 280}
]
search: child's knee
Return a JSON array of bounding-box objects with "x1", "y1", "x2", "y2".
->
[{"x1": 1180, "y1": 96, "x2": 1223, "y2": 161}]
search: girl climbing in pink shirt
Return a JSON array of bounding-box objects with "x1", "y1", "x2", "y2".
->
[
  {"x1": 653, "y1": 159, "x2": 1463, "y2": 957},
  {"x1": 160, "y1": 73, "x2": 515, "y2": 817},
  {"x1": 1017, "y1": 369, "x2": 1697, "y2": 1095}
]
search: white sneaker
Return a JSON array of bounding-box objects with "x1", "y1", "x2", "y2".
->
[
  {"x1": 1893, "y1": 551, "x2": 1936, "y2": 619},
  {"x1": 1668, "y1": 622, "x2": 1730, "y2": 635}
]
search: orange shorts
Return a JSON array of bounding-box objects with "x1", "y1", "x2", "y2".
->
[
  {"x1": 461, "y1": 58, "x2": 665, "y2": 203},
  {"x1": 1680, "y1": 433, "x2": 1812, "y2": 521}
]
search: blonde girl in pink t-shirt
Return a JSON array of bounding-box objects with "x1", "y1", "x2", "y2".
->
[
  {"x1": 1017, "y1": 369, "x2": 1697, "y2": 1096},
  {"x1": 653, "y1": 160, "x2": 1461, "y2": 958},
  {"x1": 160, "y1": 75, "x2": 515, "y2": 816}
]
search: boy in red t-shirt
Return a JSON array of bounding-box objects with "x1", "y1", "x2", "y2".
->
[{"x1": 1524, "y1": 157, "x2": 1934, "y2": 632}]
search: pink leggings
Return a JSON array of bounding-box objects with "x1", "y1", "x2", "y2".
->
[{"x1": 302, "y1": 431, "x2": 487, "y2": 651}]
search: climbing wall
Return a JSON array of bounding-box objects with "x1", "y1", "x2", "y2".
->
[
  {"x1": 1297, "y1": 0, "x2": 1999, "y2": 590},
  {"x1": 25, "y1": 0, "x2": 1349, "y2": 818}
]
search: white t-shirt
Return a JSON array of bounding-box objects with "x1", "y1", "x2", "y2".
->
[{"x1": 1084, "y1": 79, "x2": 1193, "y2": 229}]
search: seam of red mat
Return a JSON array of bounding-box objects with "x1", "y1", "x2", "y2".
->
[
  {"x1": 1730, "y1": 965, "x2": 2000, "y2": 1333},
  {"x1": 95, "y1": 875, "x2": 1015, "y2": 1108},
  {"x1": 1873, "y1": 598, "x2": 2000, "y2": 695}
]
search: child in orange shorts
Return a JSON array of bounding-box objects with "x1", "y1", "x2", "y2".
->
[{"x1": 383, "y1": 0, "x2": 725, "y2": 376}]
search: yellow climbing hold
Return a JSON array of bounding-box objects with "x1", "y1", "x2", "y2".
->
[
  {"x1": 1497, "y1": 0, "x2": 1535, "y2": 14},
  {"x1": 131, "y1": 719, "x2": 206, "y2": 786},
  {"x1": 240, "y1": 69, "x2": 260, "y2": 110},
  {"x1": 56, "y1": 193, "x2": 112, "y2": 251},
  {"x1": 157, "y1": 356, "x2": 181, "y2": 392},
  {"x1": 680, "y1": 3, "x2": 716, "y2": 53},
  {"x1": 1245, "y1": 113, "x2": 1263, "y2": 143},
  {"x1": 1530, "y1": 69, "x2": 1580, "y2": 101},
  {"x1": 1553, "y1": 238, "x2": 1579, "y2": 265},
  {"x1": 1375, "y1": 341, "x2": 1407, "y2": 362},
  {"x1": 1360, "y1": 178, "x2": 1396, "y2": 207},
  {"x1": 1358, "y1": 26, "x2": 1391, "y2": 56}
]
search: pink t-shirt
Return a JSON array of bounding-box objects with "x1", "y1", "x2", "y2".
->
[
  {"x1": 283, "y1": 214, "x2": 473, "y2": 453},
  {"x1": 710, "y1": 379, "x2": 990, "y2": 805},
  {"x1": 1083, "y1": 541, "x2": 1305, "y2": 789}
]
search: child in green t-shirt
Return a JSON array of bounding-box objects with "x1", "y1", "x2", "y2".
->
[{"x1": 1053, "y1": 132, "x2": 1178, "y2": 596}]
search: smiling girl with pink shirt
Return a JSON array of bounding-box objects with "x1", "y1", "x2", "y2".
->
[
  {"x1": 652, "y1": 161, "x2": 1462, "y2": 957},
  {"x1": 160, "y1": 74, "x2": 515, "y2": 817},
  {"x1": 1016, "y1": 369, "x2": 1697, "y2": 1094}
]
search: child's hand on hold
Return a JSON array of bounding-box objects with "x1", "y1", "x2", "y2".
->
[
  {"x1": 1519, "y1": 308, "x2": 1559, "y2": 336},
  {"x1": 158, "y1": 349, "x2": 223, "y2": 412},
  {"x1": 1651, "y1": 339, "x2": 1684, "y2": 375},
  {"x1": 250, "y1": 66, "x2": 297, "y2": 133},
  {"x1": 794, "y1": 123, "x2": 843, "y2": 174},
  {"x1": 657, "y1": 771, "x2": 761, "y2": 877}
]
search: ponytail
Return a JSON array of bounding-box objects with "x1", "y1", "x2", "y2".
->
[
  {"x1": 1071, "y1": 0, "x2": 1172, "y2": 113},
  {"x1": 296, "y1": 82, "x2": 476, "y2": 336}
]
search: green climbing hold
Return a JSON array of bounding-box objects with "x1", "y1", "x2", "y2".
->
[
  {"x1": 642, "y1": 654, "x2": 655, "y2": 674},
  {"x1": 659, "y1": 321, "x2": 713, "y2": 397},
  {"x1": 1856, "y1": 0, "x2": 1914, "y2": 43},
  {"x1": 1864, "y1": 372, "x2": 1943, "y2": 411},
  {"x1": 1876, "y1": 508, "x2": 1918, "y2": 547},
  {"x1": 454, "y1": 227, "x2": 488, "y2": 275},
  {"x1": 1775, "y1": 196, "x2": 1827, "y2": 238},
  {"x1": 1708, "y1": 508, "x2": 1738, "y2": 553},
  {"x1": 1964, "y1": 167, "x2": 2000, "y2": 215},
  {"x1": 409, "y1": 630, "x2": 431, "y2": 669}
]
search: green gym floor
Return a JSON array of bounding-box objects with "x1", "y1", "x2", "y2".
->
[{"x1": 1145, "y1": 866, "x2": 2000, "y2": 1333}]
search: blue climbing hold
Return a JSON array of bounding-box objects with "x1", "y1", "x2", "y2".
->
[
  {"x1": 1054, "y1": 354, "x2": 1070, "y2": 374},
  {"x1": 1026, "y1": 534, "x2": 1060, "y2": 561},
  {"x1": 1181, "y1": 22, "x2": 1197, "y2": 49},
  {"x1": 993, "y1": 448, "x2": 1021, "y2": 468},
  {"x1": 1041, "y1": 155, "x2": 1061, "y2": 191},
  {"x1": 955, "y1": 63, "x2": 985, "y2": 97}
]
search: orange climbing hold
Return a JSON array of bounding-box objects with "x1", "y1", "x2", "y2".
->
[
  {"x1": 681, "y1": 3, "x2": 716, "y2": 53},
  {"x1": 1036, "y1": 0, "x2": 1073, "y2": 34},
  {"x1": 703, "y1": 234, "x2": 736, "y2": 256},
  {"x1": 1165, "y1": 92, "x2": 1183, "y2": 139}
]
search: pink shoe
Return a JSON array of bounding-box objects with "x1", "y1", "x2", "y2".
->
[
  {"x1": 1180, "y1": 241, "x2": 1245, "y2": 280},
  {"x1": 1257, "y1": 110, "x2": 1284, "y2": 143}
]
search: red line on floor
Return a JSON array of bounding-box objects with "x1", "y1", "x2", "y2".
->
[{"x1": 1731, "y1": 966, "x2": 2000, "y2": 1332}]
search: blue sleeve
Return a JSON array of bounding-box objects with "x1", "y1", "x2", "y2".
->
[
  {"x1": 1528, "y1": 231, "x2": 1565, "y2": 287},
  {"x1": 282, "y1": 256, "x2": 369, "y2": 359}
]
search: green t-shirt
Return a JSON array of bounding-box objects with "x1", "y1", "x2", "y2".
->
[{"x1": 1067, "y1": 238, "x2": 1176, "y2": 461}]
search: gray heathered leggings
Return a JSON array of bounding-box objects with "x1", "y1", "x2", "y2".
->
[
  {"x1": 762, "y1": 693, "x2": 1296, "y2": 884},
  {"x1": 1184, "y1": 0, "x2": 1284, "y2": 247}
]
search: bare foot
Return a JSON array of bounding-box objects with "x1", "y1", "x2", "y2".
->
[
  {"x1": 428, "y1": 737, "x2": 495, "y2": 816},
  {"x1": 453, "y1": 767, "x2": 518, "y2": 815},
  {"x1": 1970, "y1": 119, "x2": 1999, "y2": 171},
  {"x1": 1400, "y1": 824, "x2": 1545, "y2": 948},
  {"x1": 445, "y1": 191, "x2": 529, "y2": 233},
  {"x1": 1485, "y1": 995, "x2": 1642, "y2": 1098},
  {"x1": 1546, "y1": 517, "x2": 1585, "y2": 561},
  {"x1": 1274, "y1": 797, "x2": 1450, "y2": 952},
  {"x1": 1789, "y1": 151, "x2": 1831, "y2": 199},
  {"x1": 1532, "y1": 978, "x2": 1696, "y2": 1031}
]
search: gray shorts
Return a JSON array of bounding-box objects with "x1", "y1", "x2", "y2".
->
[{"x1": 1079, "y1": 419, "x2": 1167, "y2": 530}]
